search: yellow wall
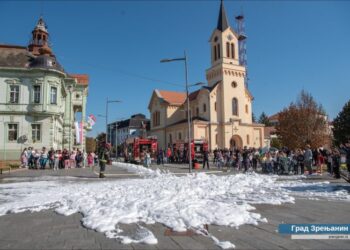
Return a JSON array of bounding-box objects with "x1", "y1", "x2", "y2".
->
[{"x1": 149, "y1": 22, "x2": 264, "y2": 151}]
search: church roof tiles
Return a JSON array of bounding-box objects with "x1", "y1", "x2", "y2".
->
[{"x1": 157, "y1": 90, "x2": 187, "y2": 105}]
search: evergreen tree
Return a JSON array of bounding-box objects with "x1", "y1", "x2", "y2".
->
[
  {"x1": 333, "y1": 100, "x2": 350, "y2": 145},
  {"x1": 252, "y1": 113, "x2": 256, "y2": 123},
  {"x1": 258, "y1": 112, "x2": 270, "y2": 126}
]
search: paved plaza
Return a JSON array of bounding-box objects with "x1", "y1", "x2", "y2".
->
[{"x1": 0, "y1": 164, "x2": 349, "y2": 250}]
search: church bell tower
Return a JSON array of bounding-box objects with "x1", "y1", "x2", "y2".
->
[{"x1": 206, "y1": 0, "x2": 252, "y2": 126}]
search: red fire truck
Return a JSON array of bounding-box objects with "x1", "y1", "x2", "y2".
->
[
  {"x1": 124, "y1": 137, "x2": 158, "y2": 164},
  {"x1": 173, "y1": 139, "x2": 208, "y2": 163}
]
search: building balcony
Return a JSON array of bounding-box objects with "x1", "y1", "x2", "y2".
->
[{"x1": 0, "y1": 103, "x2": 64, "y2": 114}]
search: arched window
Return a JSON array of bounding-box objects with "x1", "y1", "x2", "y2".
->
[
  {"x1": 217, "y1": 44, "x2": 221, "y2": 59},
  {"x1": 232, "y1": 98, "x2": 238, "y2": 116},
  {"x1": 246, "y1": 134, "x2": 250, "y2": 144},
  {"x1": 203, "y1": 103, "x2": 206, "y2": 113},
  {"x1": 214, "y1": 102, "x2": 217, "y2": 111},
  {"x1": 226, "y1": 42, "x2": 230, "y2": 57},
  {"x1": 231, "y1": 43, "x2": 235, "y2": 59},
  {"x1": 213, "y1": 46, "x2": 217, "y2": 61},
  {"x1": 245, "y1": 104, "x2": 248, "y2": 114}
]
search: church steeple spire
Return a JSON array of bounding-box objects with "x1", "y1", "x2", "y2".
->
[{"x1": 217, "y1": 0, "x2": 229, "y2": 31}]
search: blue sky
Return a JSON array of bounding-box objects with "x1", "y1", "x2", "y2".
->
[{"x1": 1, "y1": 0, "x2": 349, "y2": 136}]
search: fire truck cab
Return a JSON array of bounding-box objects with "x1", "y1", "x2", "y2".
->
[
  {"x1": 124, "y1": 136, "x2": 158, "y2": 164},
  {"x1": 172, "y1": 139, "x2": 208, "y2": 163},
  {"x1": 192, "y1": 139, "x2": 209, "y2": 163}
]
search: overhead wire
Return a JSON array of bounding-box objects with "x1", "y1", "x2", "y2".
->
[{"x1": 56, "y1": 55, "x2": 185, "y2": 88}]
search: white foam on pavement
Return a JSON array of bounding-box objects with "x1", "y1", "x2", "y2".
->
[
  {"x1": 0, "y1": 163, "x2": 349, "y2": 249},
  {"x1": 111, "y1": 161, "x2": 161, "y2": 176}
]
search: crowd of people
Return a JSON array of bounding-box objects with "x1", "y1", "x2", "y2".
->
[
  {"x1": 152, "y1": 143, "x2": 350, "y2": 179},
  {"x1": 18, "y1": 142, "x2": 350, "y2": 180},
  {"x1": 210, "y1": 143, "x2": 350, "y2": 178},
  {"x1": 19, "y1": 147, "x2": 98, "y2": 170}
]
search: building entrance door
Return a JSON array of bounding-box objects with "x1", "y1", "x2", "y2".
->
[{"x1": 230, "y1": 135, "x2": 243, "y2": 149}]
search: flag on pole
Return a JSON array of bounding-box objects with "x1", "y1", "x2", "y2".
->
[
  {"x1": 79, "y1": 122, "x2": 83, "y2": 144},
  {"x1": 88, "y1": 114, "x2": 96, "y2": 127}
]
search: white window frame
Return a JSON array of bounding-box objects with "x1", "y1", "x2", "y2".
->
[
  {"x1": 50, "y1": 86, "x2": 57, "y2": 104},
  {"x1": 31, "y1": 123, "x2": 42, "y2": 142},
  {"x1": 9, "y1": 85, "x2": 20, "y2": 104},
  {"x1": 33, "y1": 85, "x2": 41, "y2": 104},
  {"x1": 7, "y1": 123, "x2": 18, "y2": 142}
]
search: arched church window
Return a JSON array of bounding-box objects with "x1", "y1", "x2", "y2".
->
[
  {"x1": 217, "y1": 44, "x2": 221, "y2": 59},
  {"x1": 232, "y1": 98, "x2": 238, "y2": 116},
  {"x1": 214, "y1": 102, "x2": 217, "y2": 111},
  {"x1": 231, "y1": 43, "x2": 235, "y2": 59},
  {"x1": 214, "y1": 46, "x2": 217, "y2": 61},
  {"x1": 226, "y1": 42, "x2": 230, "y2": 57},
  {"x1": 214, "y1": 36, "x2": 218, "y2": 42},
  {"x1": 245, "y1": 104, "x2": 248, "y2": 114},
  {"x1": 231, "y1": 81, "x2": 237, "y2": 88}
]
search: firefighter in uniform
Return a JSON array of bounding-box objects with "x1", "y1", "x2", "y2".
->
[{"x1": 98, "y1": 141, "x2": 111, "y2": 178}]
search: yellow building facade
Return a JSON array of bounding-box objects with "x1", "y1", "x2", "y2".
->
[{"x1": 148, "y1": 1, "x2": 264, "y2": 150}]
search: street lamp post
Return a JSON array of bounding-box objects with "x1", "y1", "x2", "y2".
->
[
  {"x1": 115, "y1": 122, "x2": 118, "y2": 160},
  {"x1": 160, "y1": 51, "x2": 205, "y2": 173}
]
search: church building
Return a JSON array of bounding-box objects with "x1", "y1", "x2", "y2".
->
[
  {"x1": 148, "y1": 0, "x2": 264, "y2": 150},
  {"x1": 0, "y1": 17, "x2": 90, "y2": 160}
]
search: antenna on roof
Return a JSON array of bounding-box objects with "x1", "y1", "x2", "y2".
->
[{"x1": 235, "y1": 9, "x2": 248, "y2": 89}]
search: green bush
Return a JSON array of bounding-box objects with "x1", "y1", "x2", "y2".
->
[{"x1": 8, "y1": 163, "x2": 20, "y2": 168}]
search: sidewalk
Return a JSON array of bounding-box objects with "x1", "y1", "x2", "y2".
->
[
  {"x1": 0, "y1": 199, "x2": 349, "y2": 249},
  {"x1": 0, "y1": 163, "x2": 349, "y2": 249}
]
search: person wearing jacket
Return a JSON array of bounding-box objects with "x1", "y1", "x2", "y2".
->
[
  {"x1": 304, "y1": 145, "x2": 313, "y2": 174},
  {"x1": 332, "y1": 149, "x2": 341, "y2": 179},
  {"x1": 296, "y1": 149, "x2": 305, "y2": 175},
  {"x1": 340, "y1": 142, "x2": 350, "y2": 175},
  {"x1": 202, "y1": 150, "x2": 210, "y2": 169},
  {"x1": 98, "y1": 142, "x2": 111, "y2": 178}
]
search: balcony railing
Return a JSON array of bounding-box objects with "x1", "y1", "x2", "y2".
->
[{"x1": 0, "y1": 103, "x2": 64, "y2": 114}]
